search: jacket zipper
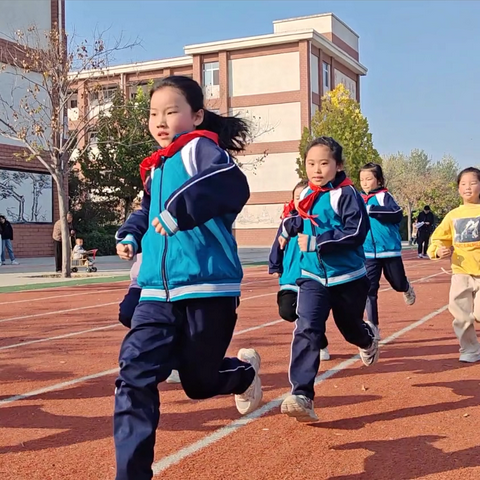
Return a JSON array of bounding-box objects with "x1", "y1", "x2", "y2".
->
[
  {"x1": 312, "y1": 212, "x2": 328, "y2": 287},
  {"x1": 159, "y1": 159, "x2": 170, "y2": 301}
]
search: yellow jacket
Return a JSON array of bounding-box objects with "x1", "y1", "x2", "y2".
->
[{"x1": 427, "y1": 204, "x2": 480, "y2": 275}]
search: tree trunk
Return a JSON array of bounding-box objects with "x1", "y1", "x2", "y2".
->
[
  {"x1": 53, "y1": 171, "x2": 71, "y2": 278},
  {"x1": 407, "y1": 203, "x2": 413, "y2": 244}
]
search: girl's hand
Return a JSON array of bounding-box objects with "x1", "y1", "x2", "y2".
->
[
  {"x1": 117, "y1": 243, "x2": 134, "y2": 260},
  {"x1": 152, "y1": 217, "x2": 167, "y2": 235},
  {"x1": 437, "y1": 246, "x2": 452, "y2": 259},
  {"x1": 297, "y1": 233, "x2": 310, "y2": 252},
  {"x1": 278, "y1": 236, "x2": 288, "y2": 250}
]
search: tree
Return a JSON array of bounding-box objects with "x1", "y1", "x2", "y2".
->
[
  {"x1": 383, "y1": 150, "x2": 461, "y2": 242},
  {"x1": 77, "y1": 85, "x2": 154, "y2": 221},
  {"x1": 419, "y1": 155, "x2": 461, "y2": 219},
  {"x1": 0, "y1": 25, "x2": 137, "y2": 276},
  {"x1": 296, "y1": 84, "x2": 380, "y2": 184}
]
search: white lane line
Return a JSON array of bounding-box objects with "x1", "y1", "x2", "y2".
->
[
  {"x1": 0, "y1": 292, "x2": 278, "y2": 352},
  {"x1": 0, "y1": 302, "x2": 121, "y2": 324},
  {"x1": 378, "y1": 270, "x2": 444, "y2": 293},
  {"x1": 0, "y1": 287, "x2": 124, "y2": 306},
  {"x1": 0, "y1": 282, "x2": 276, "y2": 324},
  {"x1": 0, "y1": 324, "x2": 120, "y2": 352},
  {"x1": 0, "y1": 317, "x2": 284, "y2": 407},
  {"x1": 152, "y1": 304, "x2": 449, "y2": 475}
]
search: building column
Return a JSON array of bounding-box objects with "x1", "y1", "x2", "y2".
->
[
  {"x1": 299, "y1": 40, "x2": 310, "y2": 130},
  {"x1": 218, "y1": 51, "x2": 228, "y2": 115},
  {"x1": 192, "y1": 55, "x2": 202, "y2": 85}
]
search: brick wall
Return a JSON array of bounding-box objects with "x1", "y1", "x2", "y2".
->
[
  {"x1": 0, "y1": 143, "x2": 59, "y2": 258},
  {"x1": 233, "y1": 228, "x2": 277, "y2": 247}
]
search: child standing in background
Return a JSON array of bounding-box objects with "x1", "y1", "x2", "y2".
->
[
  {"x1": 269, "y1": 180, "x2": 330, "y2": 360},
  {"x1": 428, "y1": 167, "x2": 480, "y2": 363},
  {"x1": 279, "y1": 137, "x2": 379, "y2": 423},
  {"x1": 118, "y1": 253, "x2": 180, "y2": 383},
  {"x1": 360, "y1": 163, "x2": 416, "y2": 331}
]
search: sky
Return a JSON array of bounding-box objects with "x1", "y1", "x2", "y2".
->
[{"x1": 66, "y1": 0, "x2": 480, "y2": 167}]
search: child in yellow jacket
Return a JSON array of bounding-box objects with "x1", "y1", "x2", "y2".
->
[{"x1": 428, "y1": 167, "x2": 480, "y2": 363}]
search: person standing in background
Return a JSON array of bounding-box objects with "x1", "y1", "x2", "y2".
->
[
  {"x1": 0, "y1": 215, "x2": 19, "y2": 265},
  {"x1": 52, "y1": 212, "x2": 75, "y2": 272},
  {"x1": 417, "y1": 205, "x2": 435, "y2": 258}
]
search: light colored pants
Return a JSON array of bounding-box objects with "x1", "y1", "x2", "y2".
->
[{"x1": 449, "y1": 274, "x2": 480, "y2": 355}]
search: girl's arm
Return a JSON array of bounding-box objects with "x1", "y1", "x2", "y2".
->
[
  {"x1": 268, "y1": 224, "x2": 285, "y2": 275},
  {"x1": 156, "y1": 138, "x2": 249, "y2": 235},
  {"x1": 367, "y1": 192, "x2": 403, "y2": 224},
  {"x1": 427, "y1": 214, "x2": 452, "y2": 259},
  {"x1": 115, "y1": 181, "x2": 151, "y2": 254}
]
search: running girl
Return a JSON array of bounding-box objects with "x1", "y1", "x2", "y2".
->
[
  {"x1": 360, "y1": 162, "x2": 416, "y2": 330},
  {"x1": 114, "y1": 76, "x2": 262, "y2": 480},
  {"x1": 428, "y1": 167, "x2": 480, "y2": 363},
  {"x1": 269, "y1": 180, "x2": 330, "y2": 360},
  {"x1": 279, "y1": 136, "x2": 379, "y2": 423}
]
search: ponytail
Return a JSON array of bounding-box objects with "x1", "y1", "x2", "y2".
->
[{"x1": 151, "y1": 75, "x2": 250, "y2": 155}]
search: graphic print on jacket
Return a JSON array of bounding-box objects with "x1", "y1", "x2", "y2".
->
[
  {"x1": 285, "y1": 172, "x2": 369, "y2": 287},
  {"x1": 362, "y1": 189, "x2": 403, "y2": 259},
  {"x1": 116, "y1": 132, "x2": 250, "y2": 302}
]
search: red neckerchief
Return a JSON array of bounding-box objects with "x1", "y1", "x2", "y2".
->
[
  {"x1": 297, "y1": 176, "x2": 354, "y2": 226},
  {"x1": 281, "y1": 200, "x2": 296, "y2": 219},
  {"x1": 361, "y1": 188, "x2": 388, "y2": 204},
  {"x1": 139, "y1": 130, "x2": 219, "y2": 189}
]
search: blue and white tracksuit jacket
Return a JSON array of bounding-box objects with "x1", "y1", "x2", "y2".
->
[
  {"x1": 285, "y1": 173, "x2": 369, "y2": 287},
  {"x1": 363, "y1": 190, "x2": 403, "y2": 259},
  {"x1": 269, "y1": 213, "x2": 303, "y2": 292},
  {"x1": 116, "y1": 134, "x2": 250, "y2": 302}
]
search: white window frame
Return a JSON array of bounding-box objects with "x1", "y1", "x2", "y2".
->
[
  {"x1": 323, "y1": 62, "x2": 331, "y2": 92},
  {"x1": 203, "y1": 62, "x2": 219, "y2": 87}
]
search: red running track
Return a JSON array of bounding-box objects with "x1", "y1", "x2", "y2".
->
[{"x1": 1, "y1": 254, "x2": 479, "y2": 480}]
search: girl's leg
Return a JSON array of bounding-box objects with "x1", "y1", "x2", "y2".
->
[
  {"x1": 177, "y1": 297, "x2": 257, "y2": 404},
  {"x1": 287, "y1": 279, "x2": 330, "y2": 400},
  {"x1": 449, "y1": 274, "x2": 480, "y2": 362},
  {"x1": 114, "y1": 301, "x2": 178, "y2": 480},
  {"x1": 277, "y1": 289, "x2": 329, "y2": 353},
  {"x1": 118, "y1": 287, "x2": 142, "y2": 328},
  {"x1": 330, "y1": 276, "x2": 379, "y2": 365},
  {"x1": 382, "y1": 257, "x2": 409, "y2": 292},
  {"x1": 277, "y1": 289, "x2": 298, "y2": 322},
  {"x1": 1, "y1": 240, "x2": 5, "y2": 263},
  {"x1": 365, "y1": 259, "x2": 382, "y2": 326}
]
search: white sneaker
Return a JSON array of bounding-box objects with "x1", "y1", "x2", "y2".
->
[
  {"x1": 403, "y1": 283, "x2": 416, "y2": 306},
  {"x1": 320, "y1": 348, "x2": 330, "y2": 361},
  {"x1": 11, "y1": 260, "x2": 19, "y2": 265},
  {"x1": 459, "y1": 352, "x2": 480, "y2": 363},
  {"x1": 166, "y1": 369, "x2": 181, "y2": 384},
  {"x1": 235, "y1": 348, "x2": 262, "y2": 415},
  {"x1": 417, "y1": 254, "x2": 423, "y2": 259},
  {"x1": 281, "y1": 394, "x2": 319, "y2": 422},
  {"x1": 1, "y1": 261, "x2": 5, "y2": 265},
  {"x1": 359, "y1": 321, "x2": 380, "y2": 366}
]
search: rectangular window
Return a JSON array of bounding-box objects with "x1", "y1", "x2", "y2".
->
[
  {"x1": 323, "y1": 62, "x2": 331, "y2": 92},
  {"x1": 203, "y1": 62, "x2": 219, "y2": 86}
]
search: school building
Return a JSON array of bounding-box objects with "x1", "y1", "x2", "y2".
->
[
  {"x1": 0, "y1": 0, "x2": 65, "y2": 258},
  {"x1": 69, "y1": 12, "x2": 367, "y2": 247}
]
